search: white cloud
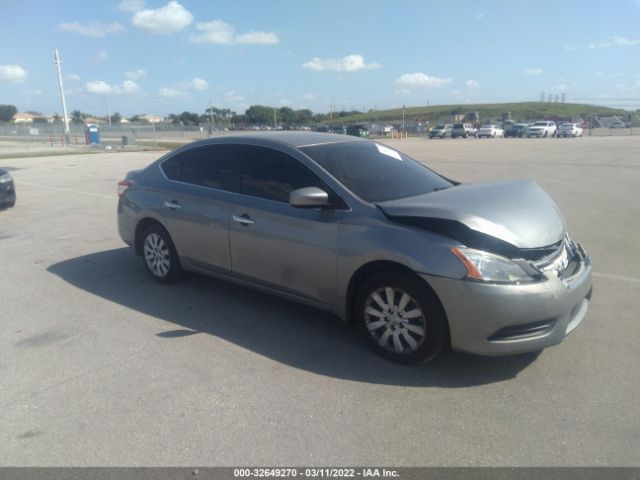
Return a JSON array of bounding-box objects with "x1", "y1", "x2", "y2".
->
[
  {"x1": 114, "y1": 80, "x2": 140, "y2": 95},
  {"x1": 302, "y1": 93, "x2": 315, "y2": 100},
  {"x1": 394, "y1": 88, "x2": 411, "y2": 95},
  {"x1": 612, "y1": 35, "x2": 640, "y2": 46},
  {"x1": 189, "y1": 77, "x2": 208, "y2": 90},
  {"x1": 96, "y1": 50, "x2": 108, "y2": 62},
  {"x1": 565, "y1": 35, "x2": 640, "y2": 50},
  {"x1": 303, "y1": 54, "x2": 381, "y2": 72},
  {"x1": 118, "y1": 0, "x2": 145, "y2": 12},
  {"x1": 66, "y1": 73, "x2": 81, "y2": 81},
  {"x1": 86, "y1": 80, "x2": 112, "y2": 94},
  {"x1": 524, "y1": 68, "x2": 543, "y2": 75},
  {"x1": 85, "y1": 79, "x2": 140, "y2": 95},
  {"x1": 235, "y1": 31, "x2": 279, "y2": 45},
  {"x1": 224, "y1": 90, "x2": 244, "y2": 102},
  {"x1": 0, "y1": 64, "x2": 27, "y2": 83},
  {"x1": 475, "y1": 13, "x2": 485, "y2": 20},
  {"x1": 158, "y1": 87, "x2": 187, "y2": 98},
  {"x1": 124, "y1": 69, "x2": 146, "y2": 80},
  {"x1": 466, "y1": 79, "x2": 480, "y2": 89},
  {"x1": 132, "y1": 1, "x2": 193, "y2": 34},
  {"x1": 58, "y1": 22, "x2": 126, "y2": 38},
  {"x1": 595, "y1": 72, "x2": 622, "y2": 78},
  {"x1": 395, "y1": 72, "x2": 452, "y2": 87},
  {"x1": 188, "y1": 20, "x2": 279, "y2": 45}
]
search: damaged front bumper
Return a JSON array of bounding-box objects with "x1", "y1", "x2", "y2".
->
[{"x1": 422, "y1": 243, "x2": 592, "y2": 356}]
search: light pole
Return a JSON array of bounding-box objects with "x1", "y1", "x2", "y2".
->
[
  {"x1": 402, "y1": 104, "x2": 405, "y2": 134},
  {"x1": 53, "y1": 48, "x2": 70, "y2": 145}
]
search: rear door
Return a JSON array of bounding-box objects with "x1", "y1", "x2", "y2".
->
[
  {"x1": 158, "y1": 144, "x2": 240, "y2": 273},
  {"x1": 228, "y1": 145, "x2": 342, "y2": 306}
]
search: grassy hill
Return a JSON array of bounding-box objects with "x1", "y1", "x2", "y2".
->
[{"x1": 332, "y1": 102, "x2": 629, "y2": 124}]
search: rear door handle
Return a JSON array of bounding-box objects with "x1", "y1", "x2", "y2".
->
[
  {"x1": 164, "y1": 200, "x2": 181, "y2": 210},
  {"x1": 232, "y1": 214, "x2": 255, "y2": 226}
]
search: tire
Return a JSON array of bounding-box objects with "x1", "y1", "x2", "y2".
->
[
  {"x1": 140, "y1": 224, "x2": 183, "y2": 284},
  {"x1": 355, "y1": 271, "x2": 448, "y2": 364}
]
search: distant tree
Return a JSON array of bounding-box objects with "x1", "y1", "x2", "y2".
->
[
  {"x1": 278, "y1": 107, "x2": 296, "y2": 125},
  {"x1": 130, "y1": 114, "x2": 142, "y2": 123},
  {"x1": 244, "y1": 105, "x2": 274, "y2": 125},
  {"x1": 296, "y1": 109, "x2": 313, "y2": 124},
  {"x1": 179, "y1": 111, "x2": 200, "y2": 125},
  {"x1": 32, "y1": 117, "x2": 48, "y2": 123},
  {"x1": 110, "y1": 112, "x2": 122, "y2": 124},
  {"x1": 0, "y1": 104, "x2": 18, "y2": 122},
  {"x1": 71, "y1": 110, "x2": 85, "y2": 124}
]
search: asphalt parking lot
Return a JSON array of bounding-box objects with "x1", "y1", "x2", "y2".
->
[{"x1": 1, "y1": 135, "x2": 639, "y2": 466}]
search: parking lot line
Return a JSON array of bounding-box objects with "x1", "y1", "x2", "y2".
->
[{"x1": 16, "y1": 181, "x2": 118, "y2": 200}]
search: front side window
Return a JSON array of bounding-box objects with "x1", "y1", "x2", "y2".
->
[
  {"x1": 163, "y1": 145, "x2": 239, "y2": 191},
  {"x1": 240, "y1": 146, "x2": 327, "y2": 203}
]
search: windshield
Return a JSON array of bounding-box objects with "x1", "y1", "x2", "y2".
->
[
  {"x1": 534, "y1": 122, "x2": 548, "y2": 126},
  {"x1": 301, "y1": 141, "x2": 452, "y2": 202},
  {"x1": 434, "y1": 125, "x2": 445, "y2": 129}
]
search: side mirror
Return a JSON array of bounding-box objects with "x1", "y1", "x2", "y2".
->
[{"x1": 289, "y1": 187, "x2": 329, "y2": 208}]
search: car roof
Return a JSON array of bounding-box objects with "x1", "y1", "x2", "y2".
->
[{"x1": 180, "y1": 131, "x2": 367, "y2": 149}]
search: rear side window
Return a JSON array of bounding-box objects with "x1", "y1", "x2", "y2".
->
[
  {"x1": 162, "y1": 145, "x2": 239, "y2": 191},
  {"x1": 239, "y1": 146, "x2": 326, "y2": 203},
  {"x1": 161, "y1": 155, "x2": 180, "y2": 180}
]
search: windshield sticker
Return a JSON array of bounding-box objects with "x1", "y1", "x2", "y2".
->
[{"x1": 376, "y1": 143, "x2": 403, "y2": 161}]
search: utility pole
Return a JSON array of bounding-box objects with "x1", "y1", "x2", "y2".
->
[
  {"x1": 53, "y1": 48, "x2": 70, "y2": 145},
  {"x1": 106, "y1": 93, "x2": 111, "y2": 126},
  {"x1": 209, "y1": 100, "x2": 214, "y2": 134},
  {"x1": 273, "y1": 106, "x2": 277, "y2": 127},
  {"x1": 402, "y1": 104, "x2": 405, "y2": 134}
]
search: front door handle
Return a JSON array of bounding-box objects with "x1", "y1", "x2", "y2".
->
[
  {"x1": 232, "y1": 214, "x2": 255, "y2": 226},
  {"x1": 164, "y1": 200, "x2": 181, "y2": 210}
]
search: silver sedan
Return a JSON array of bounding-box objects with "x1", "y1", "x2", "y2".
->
[{"x1": 117, "y1": 132, "x2": 592, "y2": 364}]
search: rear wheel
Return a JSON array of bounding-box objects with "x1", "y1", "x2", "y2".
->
[
  {"x1": 141, "y1": 224, "x2": 183, "y2": 284},
  {"x1": 355, "y1": 272, "x2": 447, "y2": 364}
]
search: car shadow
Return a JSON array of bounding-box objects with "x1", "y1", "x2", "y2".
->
[{"x1": 47, "y1": 248, "x2": 539, "y2": 387}]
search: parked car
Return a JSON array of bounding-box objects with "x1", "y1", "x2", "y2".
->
[
  {"x1": 504, "y1": 123, "x2": 529, "y2": 138},
  {"x1": 476, "y1": 125, "x2": 504, "y2": 138},
  {"x1": 429, "y1": 124, "x2": 453, "y2": 138},
  {"x1": 451, "y1": 123, "x2": 478, "y2": 138},
  {"x1": 117, "y1": 132, "x2": 592, "y2": 364},
  {"x1": 557, "y1": 123, "x2": 583, "y2": 137},
  {"x1": 527, "y1": 121, "x2": 557, "y2": 138},
  {"x1": 0, "y1": 168, "x2": 16, "y2": 209},
  {"x1": 329, "y1": 125, "x2": 347, "y2": 135}
]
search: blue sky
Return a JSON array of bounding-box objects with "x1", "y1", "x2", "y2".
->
[{"x1": 1, "y1": 0, "x2": 639, "y2": 117}]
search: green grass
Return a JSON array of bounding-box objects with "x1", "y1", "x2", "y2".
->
[{"x1": 331, "y1": 102, "x2": 629, "y2": 124}]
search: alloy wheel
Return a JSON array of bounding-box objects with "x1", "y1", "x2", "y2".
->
[
  {"x1": 143, "y1": 233, "x2": 171, "y2": 278},
  {"x1": 363, "y1": 287, "x2": 427, "y2": 354}
]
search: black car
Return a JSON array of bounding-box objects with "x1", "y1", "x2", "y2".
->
[
  {"x1": 0, "y1": 168, "x2": 16, "y2": 209},
  {"x1": 504, "y1": 123, "x2": 528, "y2": 138}
]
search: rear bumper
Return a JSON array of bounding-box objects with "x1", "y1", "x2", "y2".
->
[{"x1": 422, "y1": 246, "x2": 592, "y2": 356}]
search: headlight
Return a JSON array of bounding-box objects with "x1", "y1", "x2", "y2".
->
[
  {"x1": 451, "y1": 246, "x2": 537, "y2": 284},
  {"x1": 0, "y1": 172, "x2": 12, "y2": 184}
]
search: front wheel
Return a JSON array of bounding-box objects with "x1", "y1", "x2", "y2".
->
[
  {"x1": 355, "y1": 272, "x2": 448, "y2": 364},
  {"x1": 141, "y1": 224, "x2": 183, "y2": 284}
]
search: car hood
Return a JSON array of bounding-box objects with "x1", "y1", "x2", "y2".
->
[{"x1": 376, "y1": 179, "x2": 566, "y2": 249}]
